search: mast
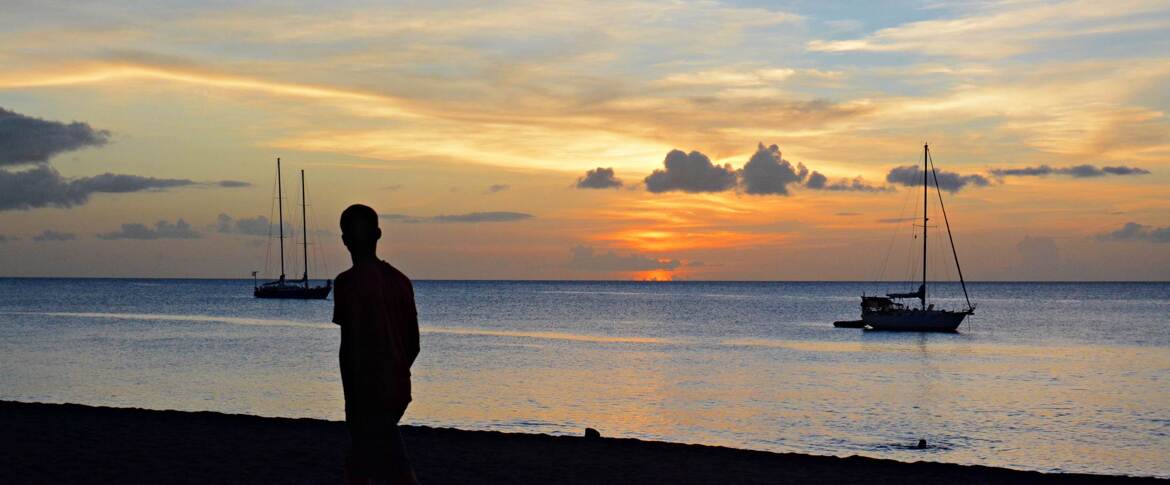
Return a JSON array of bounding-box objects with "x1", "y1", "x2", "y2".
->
[
  {"x1": 276, "y1": 158, "x2": 286, "y2": 281},
  {"x1": 921, "y1": 143, "x2": 928, "y2": 310},
  {"x1": 301, "y1": 169, "x2": 309, "y2": 288},
  {"x1": 929, "y1": 152, "x2": 974, "y2": 312}
]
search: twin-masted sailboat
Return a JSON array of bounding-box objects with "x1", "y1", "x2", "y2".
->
[
  {"x1": 846, "y1": 144, "x2": 976, "y2": 331},
  {"x1": 253, "y1": 158, "x2": 332, "y2": 299}
]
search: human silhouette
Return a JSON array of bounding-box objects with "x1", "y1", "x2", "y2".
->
[{"x1": 333, "y1": 204, "x2": 421, "y2": 484}]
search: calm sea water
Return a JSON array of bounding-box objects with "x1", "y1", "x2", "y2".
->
[{"x1": 1, "y1": 278, "x2": 1167, "y2": 477}]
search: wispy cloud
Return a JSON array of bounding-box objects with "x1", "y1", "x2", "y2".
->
[
  {"x1": 807, "y1": 1, "x2": 1170, "y2": 59},
  {"x1": 990, "y1": 164, "x2": 1150, "y2": 178},
  {"x1": 1096, "y1": 222, "x2": 1170, "y2": 243},
  {"x1": 0, "y1": 165, "x2": 196, "y2": 211},
  {"x1": 215, "y1": 213, "x2": 280, "y2": 237},
  {"x1": 567, "y1": 245, "x2": 680, "y2": 272},
  {"x1": 380, "y1": 211, "x2": 534, "y2": 223},
  {"x1": 32, "y1": 230, "x2": 76, "y2": 242},
  {"x1": 98, "y1": 219, "x2": 200, "y2": 240}
]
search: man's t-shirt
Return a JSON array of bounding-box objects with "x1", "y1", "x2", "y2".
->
[{"x1": 332, "y1": 260, "x2": 420, "y2": 420}]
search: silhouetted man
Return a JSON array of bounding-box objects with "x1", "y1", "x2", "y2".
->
[{"x1": 333, "y1": 204, "x2": 421, "y2": 484}]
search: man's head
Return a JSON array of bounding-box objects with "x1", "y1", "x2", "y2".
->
[{"x1": 340, "y1": 204, "x2": 381, "y2": 256}]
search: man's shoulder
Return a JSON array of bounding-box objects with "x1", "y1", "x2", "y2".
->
[
  {"x1": 378, "y1": 260, "x2": 412, "y2": 285},
  {"x1": 334, "y1": 267, "x2": 357, "y2": 287}
]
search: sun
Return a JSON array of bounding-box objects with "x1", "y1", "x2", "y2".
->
[{"x1": 633, "y1": 269, "x2": 675, "y2": 281}]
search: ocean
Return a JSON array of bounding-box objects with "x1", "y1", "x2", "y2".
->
[{"x1": 0, "y1": 278, "x2": 1167, "y2": 477}]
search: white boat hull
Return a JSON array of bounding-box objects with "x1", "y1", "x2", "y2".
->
[{"x1": 862, "y1": 309, "x2": 968, "y2": 332}]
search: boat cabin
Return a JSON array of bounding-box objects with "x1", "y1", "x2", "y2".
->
[{"x1": 861, "y1": 296, "x2": 905, "y2": 313}]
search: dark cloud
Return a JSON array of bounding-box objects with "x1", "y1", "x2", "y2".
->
[
  {"x1": 97, "y1": 219, "x2": 200, "y2": 240},
  {"x1": 806, "y1": 171, "x2": 888, "y2": 192},
  {"x1": 216, "y1": 180, "x2": 252, "y2": 188},
  {"x1": 878, "y1": 217, "x2": 917, "y2": 224},
  {"x1": 835, "y1": 212, "x2": 862, "y2": 216},
  {"x1": 738, "y1": 143, "x2": 807, "y2": 195},
  {"x1": 0, "y1": 165, "x2": 196, "y2": 211},
  {"x1": 32, "y1": 230, "x2": 76, "y2": 242},
  {"x1": 886, "y1": 165, "x2": 990, "y2": 193},
  {"x1": 380, "y1": 211, "x2": 534, "y2": 223},
  {"x1": 382, "y1": 184, "x2": 403, "y2": 191},
  {"x1": 576, "y1": 167, "x2": 623, "y2": 189},
  {"x1": 1101, "y1": 166, "x2": 1150, "y2": 176},
  {"x1": 644, "y1": 149, "x2": 737, "y2": 193},
  {"x1": 215, "y1": 213, "x2": 277, "y2": 236},
  {"x1": 990, "y1": 165, "x2": 1151, "y2": 178},
  {"x1": 485, "y1": 184, "x2": 510, "y2": 193},
  {"x1": 568, "y1": 245, "x2": 681, "y2": 272},
  {"x1": 0, "y1": 235, "x2": 15, "y2": 243},
  {"x1": 0, "y1": 107, "x2": 110, "y2": 166},
  {"x1": 1096, "y1": 222, "x2": 1170, "y2": 243}
]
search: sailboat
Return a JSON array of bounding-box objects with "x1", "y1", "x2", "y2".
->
[
  {"x1": 857, "y1": 144, "x2": 975, "y2": 331},
  {"x1": 253, "y1": 158, "x2": 332, "y2": 299}
]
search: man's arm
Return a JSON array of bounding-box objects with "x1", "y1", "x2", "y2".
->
[
  {"x1": 331, "y1": 277, "x2": 345, "y2": 326},
  {"x1": 404, "y1": 279, "x2": 420, "y2": 367}
]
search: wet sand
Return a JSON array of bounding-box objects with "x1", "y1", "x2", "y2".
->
[{"x1": 1, "y1": 400, "x2": 1161, "y2": 484}]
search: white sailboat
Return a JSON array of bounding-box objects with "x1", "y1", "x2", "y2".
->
[{"x1": 856, "y1": 144, "x2": 975, "y2": 332}]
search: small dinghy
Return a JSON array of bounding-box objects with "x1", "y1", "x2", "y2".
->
[{"x1": 833, "y1": 320, "x2": 867, "y2": 329}]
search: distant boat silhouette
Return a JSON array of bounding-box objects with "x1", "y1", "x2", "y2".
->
[
  {"x1": 856, "y1": 144, "x2": 974, "y2": 331},
  {"x1": 254, "y1": 158, "x2": 332, "y2": 299}
]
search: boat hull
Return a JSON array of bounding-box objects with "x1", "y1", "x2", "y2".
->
[
  {"x1": 254, "y1": 285, "x2": 332, "y2": 300},
  {"x1": 862, "y1": 309, "x2": 968, "y2": 332}
]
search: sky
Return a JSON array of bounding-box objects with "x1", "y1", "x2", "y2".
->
[{"x1": 0, "y1": 0, "x2": 1168, "y2": 281}]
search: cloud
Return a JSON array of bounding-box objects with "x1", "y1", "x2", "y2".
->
[
  {"x1": 382, "y1": 184, "x2": 403, "y2": 191},
  {"x1": 0, "y1": 235, "x2": 15, "y2": 243},
  {"x1": 0, "y1": 107, "x2": 110, "y2": 166},
  {"x1": 576, "y1": 167, "x2": 623, "y2": 189},
  {"x1": 990, "y1": 164, "x2": 1151, "y2": 178},
  {"x1": 1096, "y1": 222, "x2": 1170, "y2": 243},
  {"x1": 32, "y1": 230, "x2": 76, "y2": 242},
  {"x1": 0, "y1": 165, "x2": 196, "y2": 210},
  {"x1": 568, "y1": 245, "x2": 681, "y2": 272},
  {"x1": 886, "y1": 165, "x2": 990, "y2": 193},
  {"x1": 380, "y1": 211, "x2": 534, "y2": 223},
  {"x1": 216, "y1": 180, "x2": 252, "y2": 187},
  {"x1": 738, "y1": 143, "x2": 807, "y2": 195},
  {"x1": 806, "y1": 171, "x2": 889, "y2": 192},
  {"x1": 485, "y1": 184, "x2": 510, "y2": 193},
  {"x1": 804, "y1": 1, "x2": 1170, "y2": 59},
  {"x1": 644, "y1": 149, "x2": 737, "y2": 193},
  {"x1": 97, "y1": 219, "x2": 200, "y2": 240},
  {"x1": 215, "y1": 213, "x2": 276, "y2": 236}
]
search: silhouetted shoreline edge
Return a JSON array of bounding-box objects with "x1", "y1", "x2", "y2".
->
[{"x1": 1, "y1": 400, "x2": 1162, "y2": 484}]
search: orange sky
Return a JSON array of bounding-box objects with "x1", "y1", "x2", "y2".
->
[{"x1": 0, "y1": 1, "x2": 1168, "y2": 280}]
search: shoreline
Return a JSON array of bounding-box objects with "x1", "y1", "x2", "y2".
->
[{"x1": 1, "y1": 400, "x2": 1162, "y2": 484}]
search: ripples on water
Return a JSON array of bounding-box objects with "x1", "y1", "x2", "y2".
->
[{"x1": 0, "y1": 279, "x2": 1167, "y2": 477}]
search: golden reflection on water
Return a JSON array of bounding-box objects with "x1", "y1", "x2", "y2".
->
[{"x1": 4, "y1": 309, "x2": 1168, "y2": 477}]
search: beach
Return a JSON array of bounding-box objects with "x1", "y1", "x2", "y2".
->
[{"x1": 2, "y1": 400, "x2": 1162, "y2": 484}]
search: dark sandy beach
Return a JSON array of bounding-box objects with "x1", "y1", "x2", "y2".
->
[{"x1": 1, "y1": 400, "x2": 1161, "y2": 484}]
